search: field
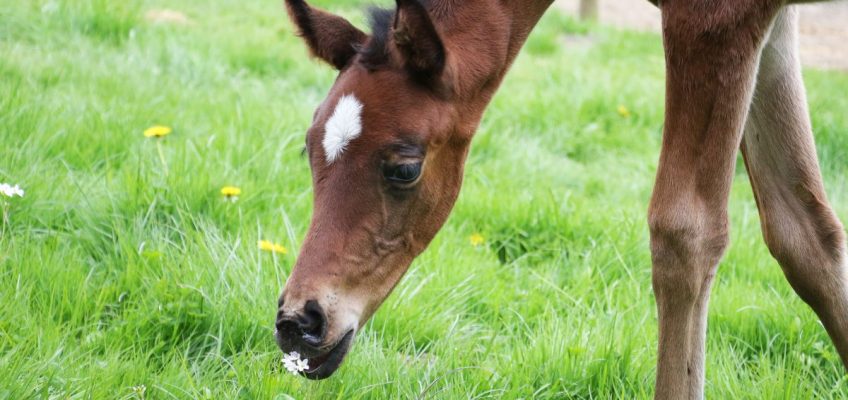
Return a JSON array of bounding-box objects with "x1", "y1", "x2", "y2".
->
[{"x1": 2, "y1": 0, "x2": 848, "y2": 398}]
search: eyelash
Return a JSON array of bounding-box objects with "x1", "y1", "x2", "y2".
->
[{"x1": 383, "y1": 161, "x2": 423, "y2": 186}]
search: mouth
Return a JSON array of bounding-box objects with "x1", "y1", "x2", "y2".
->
[{"x1": 298, "y1": 330, "x2": 355, "y2": 380}]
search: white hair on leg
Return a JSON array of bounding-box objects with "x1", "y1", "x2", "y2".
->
[{"x1": 323, "y1": 94, "x2": 363, "y2": 163}]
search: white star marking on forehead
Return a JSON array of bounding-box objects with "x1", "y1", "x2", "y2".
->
[{"x1": 322, "y1": 94, "x2": 363, "y2": 164}]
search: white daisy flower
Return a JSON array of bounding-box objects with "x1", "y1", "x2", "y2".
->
[
  {"x1": 281, "y1": 351, "x2": 309, "y2": 375},
  {"x1": 0, "y1": 183, "x2": 24, "y2": 198}
]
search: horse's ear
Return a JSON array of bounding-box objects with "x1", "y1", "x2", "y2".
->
[
  {"x1": 392, "y1": 0, "x2": 445, "y2": 79},
  {"x1": 285, "y1": 0, "x2": 368, "y2": 70}
]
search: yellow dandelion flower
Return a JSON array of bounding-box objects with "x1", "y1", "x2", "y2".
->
[
  {"x1": 469, "y1": 233, "x2": 485, "y2": 247},
  {"x1": 258, "y1": 240, "x2": 288, "y2": 254},
  {"x1": 221, "y1": 186, "x2": 242, "y2": 202},
  {"x1": 616, "y1": 105, "x2": 631, "y2": 118},
  {"x1": 144, "y1": 125, "x2": 172, "y2": 138}
]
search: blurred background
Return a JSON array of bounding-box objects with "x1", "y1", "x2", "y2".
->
[{"x1": 561, "y1": 0, "x2": 848, "y2": 71}]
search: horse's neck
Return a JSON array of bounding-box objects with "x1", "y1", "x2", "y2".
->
[
  {"x1": 432, "y1": 0, "x2": 553, "y2": 120},
  {"x1": 502, "y1": 0, "x2": 557, "y2": 56}
]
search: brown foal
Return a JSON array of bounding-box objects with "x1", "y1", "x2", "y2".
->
[{"x1": 273, "y1": 0, "x2": 848, "y2": 397}]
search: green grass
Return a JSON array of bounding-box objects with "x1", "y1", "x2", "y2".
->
[{"x1": 1, "y1": 0, "x2": 847, "y2": 398}]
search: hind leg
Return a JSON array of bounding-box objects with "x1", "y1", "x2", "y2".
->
[{"x1": 741, "y1": 6, "x2": 848, "y2": 366}]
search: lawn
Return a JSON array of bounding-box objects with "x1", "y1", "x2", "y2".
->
[{"x1": 1, "y1": 0, "x2": 847, "y2": 398}]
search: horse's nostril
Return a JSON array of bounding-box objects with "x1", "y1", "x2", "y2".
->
[
  {"x1": 276, "y1": 314, "x2": 300, "y2": 337},
  {"x1": 275, "y1": 300, "x2": 326, "y2": 349},
  {"x1": 300, "y1": 300, "x2": 326, "y2": 341}
]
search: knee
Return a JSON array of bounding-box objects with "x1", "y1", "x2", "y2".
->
[
  {"x1": 648, "y1": 206, "x2": 730, "y2": 267},
  {"x1": 648, "y1": 206, "x2": 729, "y2": 299}
]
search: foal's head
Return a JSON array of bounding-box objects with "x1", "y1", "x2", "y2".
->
[{"x1": 275, "y1": 0, "x2": 506, "y2": 379}]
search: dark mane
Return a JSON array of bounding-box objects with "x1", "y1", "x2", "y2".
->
[
  {"x1": 358, "y1": 0, "x2": 432, "y2": 70},
  {"x1": 358, "y1": 6, "x2": 395, "y2": 69}
]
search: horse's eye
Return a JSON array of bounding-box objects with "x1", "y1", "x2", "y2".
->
[{"x1": 383, "y1": 162, "x2": 423, "y2": 185}]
